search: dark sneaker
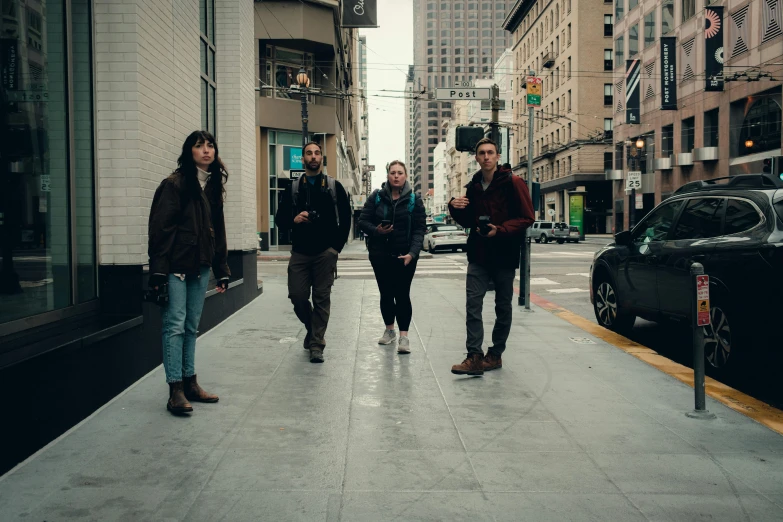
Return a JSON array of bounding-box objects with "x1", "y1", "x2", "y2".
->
[
  {"x1": 309, "y1": 348, "x2": 324, "y2": 363},
  {"x1": 483, "y1": 352, "x2": 502, "y2": 371},
  {"x1": 451, "y1": 353, "x2": 484, "y2": 376}
]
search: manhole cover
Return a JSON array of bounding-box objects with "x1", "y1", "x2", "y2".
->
[
  {"x1": 569, "y1": 337, "x2": 596, "y2": 344},
  {"x1": 279, "y1": 337, "x2": 299, "y2": 344}
]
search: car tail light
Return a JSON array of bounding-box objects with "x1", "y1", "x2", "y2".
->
[{"x1": 433, "y1": 234, "x2": 445, "y2": 238}]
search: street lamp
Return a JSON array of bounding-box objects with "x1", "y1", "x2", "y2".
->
[
  {"x1": 297, "y1": 67, "x2": 310, "y2": 149},
  {"x1": 745, "y1": 139, "x2": 754, "y2": 149}
]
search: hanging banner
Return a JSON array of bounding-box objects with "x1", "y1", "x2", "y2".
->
[
  {"x1": 705, "y1": 6, "x2": 724, "y2": 91},
  {"x1": 625, "y1": 60, "x2": 641, "y2": 124},
  {"x1": 1, "y1": 39, "x2": 19, "y2": 92},
  {"x1": 341, "y1": 0, "x2": 379, "y2": 28},
  {"x1": 569, "y1": 193, "x2": 585, "y2": 241},
  {"x1": 660, "y1": 37, "x2": 678, "y2": 110}
]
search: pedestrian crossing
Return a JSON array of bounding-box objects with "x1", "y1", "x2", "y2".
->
[{"x1": 335, "y1": 257, "x2": 467, "y2": 279}]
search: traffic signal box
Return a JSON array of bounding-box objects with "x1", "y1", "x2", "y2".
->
[
  {"x1": 455, "y1": 126, "x2": 485, "y2": 153},
  {"x1": 762, "y1": 156, "x2": 783, "y2": 181}
]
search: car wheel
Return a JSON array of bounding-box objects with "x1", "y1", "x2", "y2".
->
[
  {"x1": 593, "y1": 277, "x2": 635, "y2": 333},
  {"x1": 540, "y1": 234, "x2": 548, "y2": 244},
  {"x1": 557, "y1": 239, "x2": 565, "y2": 244},
  {"x1": 703, "y1": 302, "x2": 734, "y2": 371}
]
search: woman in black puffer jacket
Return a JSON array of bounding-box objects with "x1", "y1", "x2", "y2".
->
[{"x1": 358, "y1": 160, "x2": 427, "y2": 354}]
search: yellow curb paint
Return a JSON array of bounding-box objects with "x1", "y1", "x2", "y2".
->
[{"x1": 533, "y1": 294, "x2": 783, "y2": 437}]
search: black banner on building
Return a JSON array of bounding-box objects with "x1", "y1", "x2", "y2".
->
[
  {"x1": 342, "y1": 0, "x2": 379, "y2": 28},
  {"x1": 705, "y1": 6, "x2": 724, "y2": 91},
  {"x1": 1, "y1": 39, "x2": 19, "y2": 92},
  {"x1": 660, "y1": 37, "x2": 678, "y2": 110},
  {"x1": 625, "y1": 59, "x2": 641, "y2": 124}
]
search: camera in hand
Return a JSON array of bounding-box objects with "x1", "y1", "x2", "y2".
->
[
  {"x1": 143, "y1": 283, "x2": 169, "y2": 306},
  {"x1": 307, "y1": 210, "x2": 320, "y2": 223},
  {"x1": 381, "y1": 219, "x2": 392, "y2": 228},
  {"x1": 478, "y1": 215, "x2": 492, "y2": 235}
]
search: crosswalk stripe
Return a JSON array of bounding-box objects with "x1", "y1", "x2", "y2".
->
[
  {"x1": 547, "y1": 288, "x2": 589, "y2": 294},
  {"x1": 567, "y1": 273, "x2": 590, "y2": 277}
]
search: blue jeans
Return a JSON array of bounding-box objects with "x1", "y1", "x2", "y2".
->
[{"x1": 161, "y1": 266, "x2": 211, "y2": 383}]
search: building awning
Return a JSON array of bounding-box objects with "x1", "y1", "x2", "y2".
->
[{"x1": 540, "y1": 173, "x2": 606, "y2": 193}]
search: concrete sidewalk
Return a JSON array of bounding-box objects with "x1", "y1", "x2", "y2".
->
[{"x1": 1, "y1": 277, "x2": 783, "y2": 521}]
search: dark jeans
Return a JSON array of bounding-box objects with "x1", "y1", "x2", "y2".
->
[
  {"x1": 370, "y1": 254, "x2": 418, "y2": 331},
  {"x1": 288, "y1": 249, "x2": 338, "y2": 350},
  {"x1": 465, "y1": 262, "x2": 516, "y2": 355}
]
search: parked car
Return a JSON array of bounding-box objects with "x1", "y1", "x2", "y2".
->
[
  {"x1": 553, "y1": 225, "x2": 581, "y2": 244},
  {"x1": 528, "y1": 221, "x2": 567, "y2": 243},
  {"x1": 589, "y1": 174, "x2": 783, "y2": 372},
  {"x1": 423, "y1": 223, "x2": 468, "y2": 252}
]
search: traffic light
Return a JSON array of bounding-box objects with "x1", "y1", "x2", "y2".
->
[
  {"x1": 762, "y1": 156, "x2": 783, "y2": 181},
  {"x1": 532, "y1": 182, "x2": 541, "y2": 211},
  {"x1": 455, "y1": 126, "x2": 485, "y2": 153}
]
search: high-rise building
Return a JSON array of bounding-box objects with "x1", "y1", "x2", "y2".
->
[
  {"x1": 412, "y1": 1, "x2": 513, "y2": 193},
  {"x1": 505, "y1": 0, "x2": 615, "y2": 233}
]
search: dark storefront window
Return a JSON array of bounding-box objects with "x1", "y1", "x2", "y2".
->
[
  {"x1": 738, "y1": 97, "x2": 782, "y2": 156},
  {"x1": 662, "y1": 124, "x2": 674, "y2": 156},
  {"x1": 704, "y1": 108, "x2": 719, "y2": 147},
  {"x1": 682, "y1": 117, "x2": 695, "y2": 152},
  {"x1": 1, "y1": 0, "x2": 95, "y2": 328}
]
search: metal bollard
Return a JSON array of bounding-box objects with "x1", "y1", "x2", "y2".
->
[{"x1": 686, "y1": 262, "x2": 716, "y2": 420}]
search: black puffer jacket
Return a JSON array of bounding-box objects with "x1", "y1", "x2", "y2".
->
[{"x1": 359, "y1": 181, "x2": 427, "y2": 258}]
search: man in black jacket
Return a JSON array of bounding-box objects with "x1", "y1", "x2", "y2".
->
[{"x1": 275, "y1": 142, "x2": 352, "y2": 363}]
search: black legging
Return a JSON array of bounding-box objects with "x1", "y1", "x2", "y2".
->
[{"x1": 369, "y1": 255, "x2": 418, "y2": 331}]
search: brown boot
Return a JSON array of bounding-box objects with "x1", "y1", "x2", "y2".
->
[
  {"x1": 167, "y1": 382, "x2": 193, "y2": 414},
  {"x1": 183, "y1": 375, "x2": 219, "y2": 403},
  {"x1": 451, "y1": 353, "x2": 484, "y2": 376},
  {"x1": 483, "y1": 352, "x2": 502, "y2": 371}
]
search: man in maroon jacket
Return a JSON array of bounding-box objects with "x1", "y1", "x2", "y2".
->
[{"x1": 448, "y1": 138, "x2": 535, "y2": 375}]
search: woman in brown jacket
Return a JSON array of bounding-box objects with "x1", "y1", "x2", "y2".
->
[{"x1": 148, "y1": 131, "x2": 230, "y2": 415}]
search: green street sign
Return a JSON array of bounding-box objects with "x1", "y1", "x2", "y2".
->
[{"x1": 526, "y1": 94, "x2": 541, "y2": 106}]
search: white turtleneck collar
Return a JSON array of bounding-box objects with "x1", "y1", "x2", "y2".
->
[{"x1": 197, "y1": 167, "x2": 209, "y2": 190}]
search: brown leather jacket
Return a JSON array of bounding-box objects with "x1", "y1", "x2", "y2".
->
[{"x1": 148, "y1": 172, "x2": 230, "y2": 279}]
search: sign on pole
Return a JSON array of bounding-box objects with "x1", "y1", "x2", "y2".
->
[
  {"x1": 525, "y1": 77, "x2": 542, "y2": 107},
  {"x1": 435, "y1": 88, "x2": 491, "y2": 100},
  {"x1": 635, "y1": 193, "x2": 644, "y2": 210},
  {"x1": 626, "y1": 171, "x2": 642, "y2": 190},
  {"x1": 696, "y1": 275, "x2": 710, "y2": 326}
]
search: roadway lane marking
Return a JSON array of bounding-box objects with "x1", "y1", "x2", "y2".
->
[
  {"x1": 515, "y1": 288, "x2": 783, "y2": 437},
  {"x1": 547, "y1": 288, "x2": 589, "y2": 294},
  {"x1": 566, "y1": 273, "x2": 590, "y2": 277},
  {"x1": 513, "y1": 277, "x2": 561, "y2": 285}
]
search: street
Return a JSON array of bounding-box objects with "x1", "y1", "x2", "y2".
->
[{"x1": 260, "y1": 236, "x2": 783, "y2": 410}]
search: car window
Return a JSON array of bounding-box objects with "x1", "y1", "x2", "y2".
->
[
  {"x1": 633, "y1": 200, "x2": 684, "y2": 243},
  {"x1": 724, "y1": 199, "x2": 761, "y2": 235},
  {"x1": 541, "y1": 223, "x2": 552, "y2": 229},
  {"x1": 554, "y1": 223, "x2": 567, "y2": 230},
  {"x1": 570, "y1": 226, "x2": 579, "y2": 232},
  {"x1": 672, "y1": 198, "x2": 725, "y2": 240}
]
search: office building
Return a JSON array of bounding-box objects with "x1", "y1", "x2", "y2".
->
[
  {"x1": 504, "y1": 0, "x2": 615, "y2": 232},
  {"x1": 412, "y1": 0, "x2": 513, "y2": 193},
  {"x1": 0, "y1": 0, "x2": 259, "y2": 474},
  {"x1": 609, "y1": 0, "x2": 782, "y2": 229}
]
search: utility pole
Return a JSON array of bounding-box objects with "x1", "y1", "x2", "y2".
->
[
  {"x1": 520, "y1": 70, "x2": 537, "y2": 310},
  {"x1": 490, "y1": 84, "x2": 501, "y2": 147}
]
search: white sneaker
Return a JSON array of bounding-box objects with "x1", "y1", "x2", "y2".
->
[
  {"x1": 378, "y1": 329, "x2": 396, "y2": 345},
  {"x1": 397, "y1": 336, "x2": 411, "y2": 354}
]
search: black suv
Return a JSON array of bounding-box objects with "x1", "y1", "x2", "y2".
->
[{"x1": 590, "y1": 174, "x2": 783, "y2": 371}]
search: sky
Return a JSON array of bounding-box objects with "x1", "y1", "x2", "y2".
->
[{"x1": 360, "y1": 0, "x2": 414, "y2": 190}]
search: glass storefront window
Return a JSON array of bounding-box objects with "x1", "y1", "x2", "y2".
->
[{"x1": 0, "y1": 0, "x2": 95, "y2": 326}]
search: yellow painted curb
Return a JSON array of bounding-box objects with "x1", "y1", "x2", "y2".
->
[{"x1": 530, "y1": 292, "x2": 783, "y2": 436}]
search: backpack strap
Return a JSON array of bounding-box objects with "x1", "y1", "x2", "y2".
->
[
  {"x1": 291, "y1": 175, "x2": 303, "y2": 207},
  {"x1": 325, "y1": 175, "x2": 340, "y2": 227}
]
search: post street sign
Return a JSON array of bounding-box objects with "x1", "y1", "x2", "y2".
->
[
  {"x1": 626, "y1": 171, "x2": 642, "y2": 190},
  {"x1": 635, "y1": 193, "x2": 643, "y2": 209},
  {"x1": 696, "y1": 275, "x2": 710, "y2": 326},
  {"x1": 435, "y1": 88, "x2": 491, "y2": 100},
  {"x1": 526, "y1": 76, "x2": 542, "y2": 107}
]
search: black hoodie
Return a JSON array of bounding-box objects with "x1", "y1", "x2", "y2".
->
[{"x1": 358, "y1": 181, "x2": 427, "y2": 258}]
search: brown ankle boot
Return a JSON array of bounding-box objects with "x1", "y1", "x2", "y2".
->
[
  {"x1": 451, "y1": 353, "x2": 484, "y2": 376},
  {"x1": 183, "y1": 375, "x2": 219, "y2": 403},
  {"x1": 167, "y1": 382, "x2": 193, "y2": 414},
  {"x1": 483, "y1": 352, "x2": 502, "y2": 371}
]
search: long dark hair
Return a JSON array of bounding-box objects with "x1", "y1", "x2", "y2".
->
[{"x1": 176, "y1": 130, "x2": 228, "y2": 204}]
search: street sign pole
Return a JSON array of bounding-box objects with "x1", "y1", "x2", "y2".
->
[
  {"x1": 490, "y1": 84, "x2": 500, "y2": 148},
  {"x1": 520, "y1": 71, "x2": 538, "y2": 310}
]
